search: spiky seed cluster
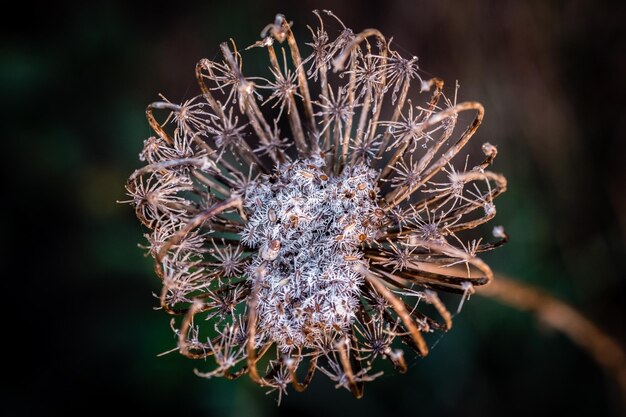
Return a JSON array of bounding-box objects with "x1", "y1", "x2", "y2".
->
[
  {"x1": 242, "y1": 157, "x2": 381, "y2": 349},
  {"x1": 123, "y1": 10, "x2": 508, "y2": 401}
]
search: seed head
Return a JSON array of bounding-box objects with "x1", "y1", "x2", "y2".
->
[{"x1": 123, "y1": 10, "x2": 508, "y2": 401}]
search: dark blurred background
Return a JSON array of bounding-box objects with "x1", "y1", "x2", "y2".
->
[{"x1": 4, "y1": 0, "x2": 625, "y2": 415}]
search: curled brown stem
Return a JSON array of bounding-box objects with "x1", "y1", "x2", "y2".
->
[
  {"x1": 155, "y1": 195, "x2": 243, "y2": 278},
  {"x1": 336, "y1": 338, "x2": 364, "y2": 399},
  {"x1": 361, "y1": 266, "x2": 429, "y2": 357},
  {"x1": 288, "y1": 354, "x2": 319, "y2": 392}
]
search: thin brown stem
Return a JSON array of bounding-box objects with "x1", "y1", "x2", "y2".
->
[
  {"x1": 288, "y1": 355, "x2": 318, "y2": 392},
  {"x1": 178, "y1": 300, "x2": 213, "y2": 359},
  {"x1": 155, "y1": 195, "x2": 243, "y2": 278},
  {"x1": 479, "y1": 274, "x2": 626, "y2": 399},
  {"x1": 384, "y1": 102, "x2": 484, "y2": 209},
  {"x1": 340, "y1": 51, "x2": 358, "y2": 172},
  {"x1": 266, "y1": 45, "x2": 308, "y2": 157},
  {"x1": 146, "y1": 102, "x2": 176, "y2": 145},
  {"x1": 219, "y1": 43, "x2": 281, "y2": 165},
  {"x1": 360, "y1": 266, "x2": 429, "y2": 357},
  {"x1": 336, "y1": 338, "x2": 364, "y2": 399}
]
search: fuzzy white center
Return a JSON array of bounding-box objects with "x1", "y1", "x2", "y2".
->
[{"x1": 241, "y1": 157, "x2": 382, "y2": 349}]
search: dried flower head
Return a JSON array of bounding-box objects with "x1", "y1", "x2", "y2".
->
[{"x1": 124, "y1": 10, "x2": 507, "y2": 401}]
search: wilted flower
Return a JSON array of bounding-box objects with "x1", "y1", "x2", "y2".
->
[{"x1": 124, "y1": 10, "x2": 507, "y2": 401}]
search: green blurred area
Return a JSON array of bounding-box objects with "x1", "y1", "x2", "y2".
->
[{"x1": 5, "y1": 0, "x2": 625, "y2": 415}]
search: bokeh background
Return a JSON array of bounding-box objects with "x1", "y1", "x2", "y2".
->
[{"x1": 5, "y1": 0, "x2": 625, "y2": 415}]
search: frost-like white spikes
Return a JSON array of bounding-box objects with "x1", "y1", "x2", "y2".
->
[{"x1": 241, "y1": 157, "x2": 381, "y2": 349}]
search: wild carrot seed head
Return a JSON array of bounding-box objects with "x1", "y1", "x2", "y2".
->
[{"x1": 123, "y1": 10, "x2": 508, "y2": 401}]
